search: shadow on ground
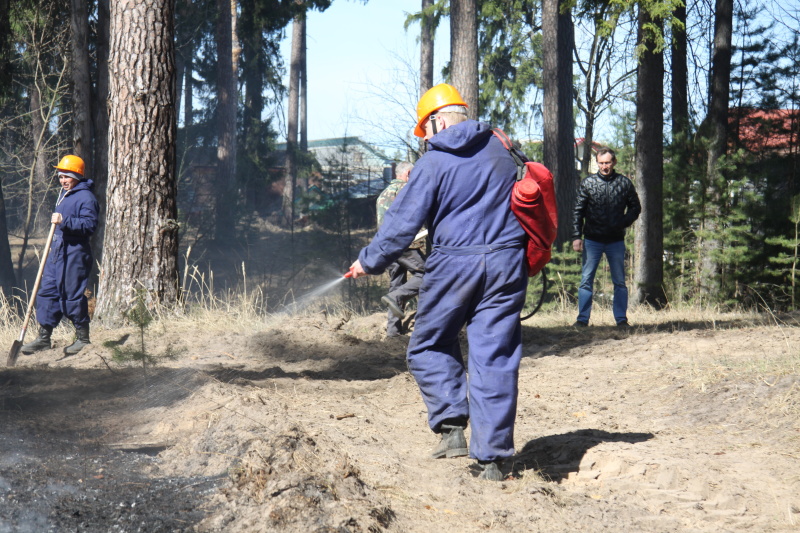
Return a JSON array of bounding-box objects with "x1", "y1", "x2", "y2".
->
[
  {"x1": 511, "y1": 428, "x2": 655, "y2": 482},
  {"x1": 520, "y1": 314, "x2": 785, "y2": 359}
]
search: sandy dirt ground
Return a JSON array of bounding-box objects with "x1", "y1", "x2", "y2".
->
[{"x1": 1, "y1": 306, "x2": 799, "y2": 532}]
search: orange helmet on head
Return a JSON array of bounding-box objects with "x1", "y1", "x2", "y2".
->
[
  {"x1": 414, "y1": 83, "x2": 468, "y2": 137},
  {"x1": 54, "y1": 155, "x2": 85, "y2": 177}
]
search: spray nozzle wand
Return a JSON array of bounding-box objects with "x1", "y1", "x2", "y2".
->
[{"x1": 343, "y1": 270, "x2": 353, "y2": 278}]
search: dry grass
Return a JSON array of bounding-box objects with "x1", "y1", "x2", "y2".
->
[{"x1": 3, "y1": 277, "x2": 798, "y2": 392}]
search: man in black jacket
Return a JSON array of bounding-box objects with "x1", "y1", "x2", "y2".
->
[{"x1": 571, "y1": 148, "x2": 641, "y2": 327}]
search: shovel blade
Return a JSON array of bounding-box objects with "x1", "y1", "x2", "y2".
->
[{"x1": 7, "y1": 340, "x2": 22, "y2": 367}]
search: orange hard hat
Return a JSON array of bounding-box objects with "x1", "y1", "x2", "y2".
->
[
  {"x1": 54, "y1": 155, "x2": 85, "y2": 176},
  {"x1": 414, "y1": 83, "x2": 468, "y2": 137}
]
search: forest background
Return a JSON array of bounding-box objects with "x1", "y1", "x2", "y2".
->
[{"x1": 0, "y1": 0, "x2": 798, "y2": 322}]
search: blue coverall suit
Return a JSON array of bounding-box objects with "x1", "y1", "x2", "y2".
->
[
  {"x1": 358, "y1": 120, "x2": 527, "y2": 461},
  {"x1": 36, "y1": 180, "x2": 99, "y2": 329}
]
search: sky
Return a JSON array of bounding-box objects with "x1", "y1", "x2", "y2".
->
[{"x1": 279, "y1": 0, "x2": 449, "y2": 147}]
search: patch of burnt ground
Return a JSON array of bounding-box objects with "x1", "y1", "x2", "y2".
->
[{"x1": 0, "y1": 427, "x2": 221, "y2": 532}]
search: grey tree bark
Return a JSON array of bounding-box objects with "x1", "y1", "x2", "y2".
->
[
  {"x1": 283, "y1": 12, "x2": 304, "y2": 226},
  {"x1": 96, "y1": 0, "x2": 179, "y2": 322},
  {"x1": 698, "y1": 0, "x2": 733, "y2": 296},
  {"x1": 214, "y1": 0, "x2": 238, "y2": 243},
  {"x1": 420, "y1": 0, "x2": 434, "y2": 95},
  {"x1": 671, "y1": 3, "x2": 688, "y2": 146},
  {"x1": 450, "y1": 0, "x2": 478, "y2": 118},
  {"x1": 300, "y1": 20, "x2": 307, "y2": 152},
  {"x1": 633, "y1": 9, "x2": 666, "y2": 308},
  {"x1": 70, "y1": 0, "x2": 93, "y2": 178},
  {"x1": 418, "y1": 0, "x2": 434, "y2": 154},
  {"x1": 0, "y1": 1, "x2": 19, "y2": 294},
  {"x1": 0, "y1": 179, "x2": 15, "y2": 298},
  {"x1": 90, "y1": 0, "x2": 110, "y2": 293},
  {"x1": 0, "y1": 0, "x2": 10, "y2": 92},
  {"x1": 542, "y1": 0, "x2": 576, "y2": 247}
]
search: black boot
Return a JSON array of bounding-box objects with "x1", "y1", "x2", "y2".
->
[
  {"x1": 431, "y1": 424, "x2": 468, "y2": 459},
  {"x1": 21, "y1": 325, "x2": 53, "y2": 354},
  {"x1": 64, "y1": 325, "x2": 90, "y2": 356},
  {"x1": 477, "y1": 460, "x2": 504, "y2": 481},
  {"x1": 381, "y1": 294, "x2": 405, "y2": 319}
]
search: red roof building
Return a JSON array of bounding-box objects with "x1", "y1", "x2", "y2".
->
[{"x1": 729, "y1": 107, "x2": 800, "y2": 155}]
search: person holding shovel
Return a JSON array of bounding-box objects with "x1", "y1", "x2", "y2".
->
[
  {"x1": 376, "y1": 161, "x2": 426, "y2": 338},
  {"x1": 21, "y1": 155, "x2": 98, "y2": 356},
  {"x1": 348, "y1": 84, "x2": 527, "y2": 481}
]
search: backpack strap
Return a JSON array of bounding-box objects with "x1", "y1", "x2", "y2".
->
[
  {"x1": 491, "y1": 128, "x2": 527, "y2": 182},
  {"x1": 492, "y1": 128, "x2": 513, "y2": 150}
]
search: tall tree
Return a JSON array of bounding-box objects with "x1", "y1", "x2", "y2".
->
[
  {"x1": 0, "y1": 0, "x2": 11, "y2": 96},
  {"x1": 0, "y1": 179, "x2": 15, "y2": 298},
  {"x1": 96, "y1": 0, "x2": 179, "y2": 321},
  {"x1": 300, "y1": 18, "x2": 307, "y2": 151},
  {"x1": 420, "y1": 0, "x2": 435, "y2": 95},
  {"x1": 542, "y1": 0, "x2": 576, "y2": 246},
  {"x1": 70, "y1": 0, "x2": 93, "y2": 177},
  {"x1": 90, "y1": 0, "x2": 111, "y2": 291},
  {"x1": 663, "y1": 0, "x2": 690, "y2": 290},
  {"x1": 450, "y1": 0, "x2": 478, "y2": 118},
  {"x1": 670, "y1": 1, "x2": 688, "y2": 147},
  {"x1": 214, "y1": 0, "x2": 238, "y2": 242},
  {"x1": 698, "y1": 0, "x2": 733, "y2": 296},
  {"x1": 633, "y1": 6, "x2": 666, "y2": 307},
  {"x1": 283, "y1": 9, "x2": 304, "y2": 226}
]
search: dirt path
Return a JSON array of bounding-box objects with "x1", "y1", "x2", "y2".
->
[{"x1": 2, "y1": 313, "x2": 799, "y2": 532}]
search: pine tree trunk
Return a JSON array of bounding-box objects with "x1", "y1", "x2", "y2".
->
[
  {"x1": 420, "y1": 0, "x2": 434, "y2": 95},
  {"x1": 699, "y1": 0, "x2": 733, "y2": 296},
  {"x1": 283, "y1": 12, "x2": 303, "y2": 226},
  {"x1": 300, "y1": 21, "x2": 307, "y2": 152},
  {"x1": 419, "y1": 0, "x2": 434, "y2": 154},
  {"x1": 214, "y1": 0, "x2": 238, "y2": 243},
  {"x1": 668, "y1": 1, "x2": 689, "y2": 241},
  {"x1": 70, "y1": 0, "x2": 93, "y2": 177},
  {"x1": 450, "y1": 0, "x2": 478, "y2": 118},
  {"x1": 542, "y1": 0, "x2": 576, "y2": 247},
  {"x1": 633, "y1": 9, "x2": 666, "y2": 308},
  {"x1": 90, "y1": 0, "x2": 110, "y2": 294},
  {"x1": 97, "y1": 0, "x2": 178, "y2": 323},
  {"x1": 0, "y1": 179, "x2": 16, "y2": 298},
  {"x1": 0, "y1": 0, "x2": 10, "y2": 93},
  {"x1": 671, "y1": 3, "x2": 688, "y2": 145}
]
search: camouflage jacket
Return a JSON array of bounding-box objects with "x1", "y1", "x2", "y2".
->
[
  {"x1": 376, "y1": 179, "x2": 425, "y2": 250},
  {"x1": 376, "y1": 179, "x2": 407, "y2": 227}
]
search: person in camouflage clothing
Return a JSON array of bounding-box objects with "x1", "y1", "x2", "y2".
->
[{"x1": 376, "y1": 161, "x2": 426, "y2": 337}]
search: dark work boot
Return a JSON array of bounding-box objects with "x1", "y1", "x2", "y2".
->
[
  {"x1": 431, "y1": 424, "x2": 468, "y2": 459},
  {"x1": 477, "y1": 460, "x2": 504, "y2": 481},
  {"x1": 64, "y1": 325, "x2": 90, "y2": 356},
  {"x1": 21, "y1": 325, "x2": 53, "y2": 354},
  {"x1": 381, "y1": 294, "x2": 405, "y2": 319}
]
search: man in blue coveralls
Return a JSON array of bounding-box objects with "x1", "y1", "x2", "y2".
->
[
  {"x1": 348, "y1": 84, "x2": 527, "y2": 481},
  {"x1": 22, "y1": 155, "x2": 99, "y2": 357}
]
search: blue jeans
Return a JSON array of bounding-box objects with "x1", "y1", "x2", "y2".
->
[{"x1": 577, "y1": 239, "x2": 628, "y2": 325}]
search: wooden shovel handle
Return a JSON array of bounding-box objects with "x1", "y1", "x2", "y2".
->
[{"x1": 17, "y1": 222, "x2": 57, "y2": 341}]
